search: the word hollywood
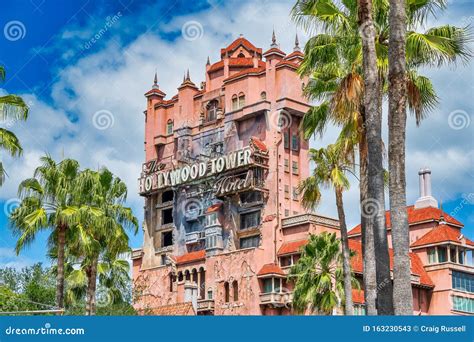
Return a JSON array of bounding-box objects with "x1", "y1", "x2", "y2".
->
[{"x1": 139, "y1": 147, "x2": 252, "y2": 193}]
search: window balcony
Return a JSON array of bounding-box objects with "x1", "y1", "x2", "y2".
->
[
  {"x1": 197, "y1": 299, "x2": 215, "y2": 313},
  {"x1": 259, "y1": 291, "x2": 293, "y2": 308},
  {"x1": 185, "y1": 231, "x2": 204, "y2": 244}
]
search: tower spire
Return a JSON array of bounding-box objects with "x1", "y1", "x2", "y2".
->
[
  {"x1": 294, "y1": 33, "x2": 301, "y2": 52},
  {"x1": 152, "y1": 70, "x2": 158, "y2": 89},
  {"x1": 186, "y1": 69, "x2": 190, "y2": 81},
  {"x1": 271, "y1": 28, "x2": 278, "y2": 48},
  {"x1": 206, "y1": 56, "x2": 210, "y2": 65}
]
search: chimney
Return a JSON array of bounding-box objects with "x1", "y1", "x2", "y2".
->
[{"x1": 414, "y1": 168, "x2": 438, "y2": 209}]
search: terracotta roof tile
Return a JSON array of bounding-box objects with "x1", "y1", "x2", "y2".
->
[
  {"x1": 348, "y1": 205, "x2": 463, "y2": 236},
  {"x1": 145, "y1": 88, "x2": 166, "y2": 97},
  {"x1": 411, "y1": 224, "x2": 474, "y2": 248},
  {"x1": 275, "y1": 60, "x2": 299, "y2": 69},
  {"x1": 285, "y1": 51, "x2": 304, "y2": 60},
  {"x1": 206, "y1": 203, "x2": 222, "y2": 214},
  {"x1": 348, "y1": 239, "x2": 434, "y2": 288},
  {"x1": 250, "y1": 136, "x2": 268, "y2": 153},
  {"x1": 257, "y1": 263, "x2": 285, "y2": 277},
  {"x1": 176, "y1": 250, "x2": 206, "y2": 265},
  {"x1": 224, "y1": 66, "x2": 266, "y2": 82},
  {"x1": 277, "y1": 239, "x2": 308, "y2": 256},
  {"x1": 263, "y1": 47, "x2": 286, "y2": 57},
  {"x1": 140, "y1": 302, "x2": 195, "y2": 316},
  {"x1": 221, "y1": 37, "x2": 262, "y2": 57},
  {"x1": 352, "y1": 289, "x2": 365, "y2": 304}
]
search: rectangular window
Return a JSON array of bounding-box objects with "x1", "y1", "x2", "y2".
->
[
  {"x1": 292, "y1": 187, "x2": 298, "y2": 201},
  {"x1": 167, "y1": 121, "x2": 173, "y2": 135},
  {"x1": 280, "y1": 256, "x2": 292, "y2": 267},
  {"x1": 240, "y1": 211, "x2": 261, "y2": 230},
  {"x1": 450, "y1": 248, "x2": 457, "y2": 263},
  {"x1": 292, "y1": 161, "x2": 299, "y2": 175},
  {"x1": 162, "y1": 208, "x2": 173, "y2": 225},
  {"x1": 240, "y1": 235, "x2": 260, "y2": 249},
  {"x1": 291, "y1": 134, "x2": 299, "y2": 151},
  {"x1": 232, "y1": 97, "x2": 238, "y2": 111},
  {"x1": 284, "y1": 185, "x2": 290, "y2": 199},
  {"x1": 427, "y1": 247, "x2": 436, "y2": 264},
  {"x1": 285, "y1": 209, "x2": 289, "y2": 217},
  {"x1": 438, "y1": 246, "x2": 447, "y2": 263},
  {"x1": 263, "y1": 278, "x2": 273, "y2": 293},
  {"x1": 283, "y1": 132, "x2": 290, "y2": 149},
  {"x1": 161, "y1": 231, "x2": 173, "y2": 247},
  {"x1": 284, "y1": 159, "x2": 289, "y2": 172},
  {"x1": 452, "y1": 271, "x2": 474, "y2": 293},
  {"x1": 452, "y1": 296, "x2": 474, "y2": 313},
  {"x1": 459, "y1": 250, "x2": 465, "y2": 264}
]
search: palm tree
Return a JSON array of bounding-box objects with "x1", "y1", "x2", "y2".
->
[
  {"x1": 0, "y1": 65, "x2": 29, "y2": 185},
  {"x1": 289, "y1": 232, "x2": 358, "y2": 315},
  {"x1": 388, "y1": 0, "x2": 412, "y2": 315},
  {"x1": 9, "y1": 156, "x2": 80, "y2": 310},
  {"x1": 292, "y1": 0, "x2": 470, "y2": 314},
  {"x1": 299, "y1": 144, "x2": 354, "y2": 315},
  {"x1": 65, "y1": 168, "x2": 138, "y2": 315}
]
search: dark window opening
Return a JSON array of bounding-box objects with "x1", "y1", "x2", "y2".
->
[
  {"x1": 232, "y1": 280, "x2": 239, "y2": 301},
  {"x1": 162, "y1": 190, "x2": 174, "y2": 203},
  {"x1": 291, "y1": 134, "x2": 299, "y2": 151},
  {"x1": 280, "y1": 256, "x2": 292, "y2": 267},
  {"x1": 162, "y1": 231, "x2": 173, "y2": 247},
  {"x1": 240, "y1": 191, "x2": 263, "y2": 205},
  {"x1": 162, "y1": 208, "x2": 173, "y2": 225},
  {"x1": 224, "y1": 282, "x2": 230, "y2": 302},
  {"x1": 240, "y1": 235, "x2": 260, "y2": 249},
  {"x1": 207, "y1": 100, "x2": 218, "y2": 122},
  {"x1": 283, "y1": 131, "x2": 290, "y2": 149},
  {"x1": 240, "y1": 211, "x2": 261, "y2": 230}
]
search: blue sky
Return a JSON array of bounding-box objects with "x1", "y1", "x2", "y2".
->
[{"x1": 0, "y1": 0, "x2": 473, "y2": 268}]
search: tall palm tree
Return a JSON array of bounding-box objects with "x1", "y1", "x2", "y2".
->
[
  {"x1": 289, "y1": 232, "x2": 357, "y2": 315},
  {"x1": 9, "y1": 156, "x2": 80, "y2": 310},
  {"x1": 64, "y1": 168, "x2": 138, "y2": 315},
  {"x1": 299, "y1": 144, "x2": 354, "y2": 315},
  {"x1": 388, "y1": 0, "x2": 412, "y2": 315},
  {"x1": 0, "y1": 65, "x2": 29, "y2": 185},
  {"x1": 292, "y1": 0, "x2": 470, "y2": 314}
]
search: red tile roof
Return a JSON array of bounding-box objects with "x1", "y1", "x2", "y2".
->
[
  {"x1": 175, "y1": 250, "x2": 206, "y2": 265},
  {"x1": 221, "y1": 37, "x2": 262, "y2": 57},
  {"x1": 144, "y1": 88, "x2": 166, "y2": 97},
  {"x1": 411, "y1": 224, "x2": 474, "y2": 248},
  {"x1": 263, "y1": 47, "x2": 286, "y2": 57},
  {"x1": 208, "y1": 58, "x2": 261, "y2": 73},
  {"x1": 277, "y1": 239, "x2": 308, "y2": 256},
  {"x1": 275, "y1": 60, "x2": 299, "y2": 70},
  {"x1": 206, "y1": 203, "x2": 222, "y2": 214},
  {"x1": 224, "y1": 66, "x2": 266, "y2": 82},
  {"x1": 352, "y1": 289, "x2": 365, "y2": 304},
  {"x1": 257, "y1": 263, "x2": 286, "y2": 277},
  {"x1": 348, "y1": 205, "x2": 463, "y2": 236},
  {"x1": 208, "y1": 60, "x2": 224, "y2": 73},
  {"x1": 250, "y1": 136, "x2": 268, "y2": 153},
  {"x1": 348, "y1": 239, "x2": 434, "y2": 287},
  {"x1": 140, "y1": 302, "x2": 195, "y2": 316},
  {"x1": 285, "y1": 51, "x2": 304, "y2": 61}
]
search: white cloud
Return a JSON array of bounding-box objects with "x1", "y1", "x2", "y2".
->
[{"x1": 1, "y1": 0, "x2": 472, "y2": 241}]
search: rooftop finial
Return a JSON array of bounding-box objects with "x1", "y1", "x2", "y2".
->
[
  {"x1": 206, "y1": 56, "x2": 210, "y2": 65},
  {"x1": 294, "y1": 33, "x2": 301, "y2": 52},
  {"x1": 271, "y1": 28, "x2": 278, "y2": 48},
  {"x1": 152, "y1": 70, "x2": 158, "y2": 89},
  {"x1": 186, "y1": 69, "x2": 190, "y2": 81}
]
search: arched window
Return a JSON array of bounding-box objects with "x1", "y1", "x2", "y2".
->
[
  {"x1": 260, "y1": 91, "x2": 267, "y2": 100},
  {"x1": 224, "y1": 282, "x2": 230, "y2": 302},
  {"x1": 206, "y1": 100, "x2": 218, "y2": 122},
  {"x1": 166, "y1": 119, "x2": 173, "y2": 135},
  {"x1": 238, "y1": 92, "x2": 245, "y2": 108},
  {"x1": 231, "y1": 94, "x2": 238, "y2": 111},
  {"x1": 232, "y1": 280, "x2": 238, "y2": 301}
]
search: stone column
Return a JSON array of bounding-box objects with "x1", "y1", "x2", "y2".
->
[{"x1": 418, "y1": 170, "x2": 425, "y2": 197}]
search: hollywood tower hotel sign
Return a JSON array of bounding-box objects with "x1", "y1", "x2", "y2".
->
[{"x1": 132, "y1": 33, "x2": 341, "y2": 315}]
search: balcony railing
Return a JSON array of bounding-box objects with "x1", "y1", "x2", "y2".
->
[
  {"x1": 197, "y1": 299, "x2": 215, "y2": 312},
  {"x1": 259, "y1": 291, "x2": 293, "y2": 307},
  {"x1": 281, "y1": 213, "x2": 339, "y2": 229},
  {"x1": 131, "y1": 248, "x2": 143, "y2": 260},
  {"x1": 185, "y1": 231, "x2": 204, "y2": 244}
]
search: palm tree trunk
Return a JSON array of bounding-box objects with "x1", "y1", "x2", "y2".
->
[
  {"x1": 359, "y1": 137, "x2": 377, "y2": 315},
  {"x1": 335, "y1": 188, "x2": 353, "y2": 315},
  {"x1": 388, "y1": 0, "x2": 413, "y2": 315},
  {"x1": 86, "y1": 257, "x2": 99, "y2": 315},
  {"x1": 56, "y1": 224, "x2": 66, "y2": 311},
  {"x1": 358, "y1": 0, "x2": 394, "y2": 315}
]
